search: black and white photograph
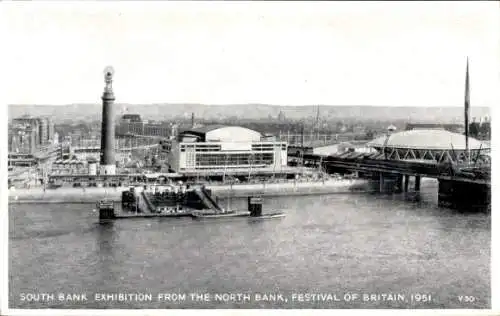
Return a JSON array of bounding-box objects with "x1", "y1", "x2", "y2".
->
[{"x1": 1, "y1": 1, "x2": 497, "y2": 314}]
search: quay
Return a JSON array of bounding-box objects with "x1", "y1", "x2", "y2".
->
[{"x1": 8, "y1": 177, "x2": 377, "y2": 204}]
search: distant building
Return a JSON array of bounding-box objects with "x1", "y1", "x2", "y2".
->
[
  {"x1": 167, "y1": 125, "x2": 288, "y2": 176},
  {"x1": 121, "y1": 114, "x2": 143, "y2": 123},
  {"x1": 53, "y1": 132, "x2": 59, "y2": 145},
  {"x1": 277, "y1": 111, "x2": 286, "y2": 121},
  {"x1": 37, "y1": 117, "x2": 50, "y2": 145},
  {"x1": 143, "y1": 121, "x2": 171, "y2": 137},
  {"x1": 9, "y1": 124, "x2": 37, "y2": 154},
  {"x1": 11, "y1": 116, "x2": 55, "y2": 146},
  {"x1": 352, "y1": 125, "x2": 365, "y2": 134},
  {"x1": 170, "y1": 124, "x2": 179, "y2": 140},
  {"x1": 51, "y1": 159, "x2": 88, "y2": 175},
  {"x1": 116, "y1": 114, "x2": 171, "y2": 138},
  {"x1": 47, "y1": 117, "x2": 55, "y2": 143},
  {"x1": 11, "y1": 116, "x2": 40, "y2": 148},
  {"x1": 8, "y1": 116, "x2": 59, "y2": 167}
]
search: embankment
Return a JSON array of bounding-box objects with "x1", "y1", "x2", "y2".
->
[{"x1": 8, "y1": 179, "x2": 378, "y2": 204}]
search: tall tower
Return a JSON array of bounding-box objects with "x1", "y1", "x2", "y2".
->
[{"x1": 100, "y1": 66, "x2": 116, "y2": 175}]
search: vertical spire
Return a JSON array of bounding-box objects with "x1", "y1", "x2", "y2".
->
[
  {"x1": 315, "y1": 105, "x2": 320, "y2": 126},
  {"x1": 464, "y1": 57, "x2": 470, "y2": 162}
]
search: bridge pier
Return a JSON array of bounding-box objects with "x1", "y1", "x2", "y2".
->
[
  {"x1": 377, "y1": 172, "x2": 400, "y2": 193},
  {"x1": 438, "y1": 179, "x2": 490, "y2": 211},
  {"x1": 395, "y1": 175, "x2": 403, "y2": 193},
  {"x1": 379, "y1": 173, "x2": 384, "y2": 193},
  {"x1": 414, "y1": 176, "x2": 421, "y2": 192},
  {"x1": 403, "y1": 175, "x2": 410, "y2": 192}
]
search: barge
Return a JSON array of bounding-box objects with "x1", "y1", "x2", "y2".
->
[
  {"x1": 191, "y1": 196, "x2": 284, "y2": 220},
  {"x1": 97, "y1": 184, "x2": 285, "y2": 221},
  {"x1": 98, "y1": 184, "x2": 220, "y2": 220}
]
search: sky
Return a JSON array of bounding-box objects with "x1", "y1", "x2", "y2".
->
[{"x1": 2, "y1": 1, "x2": 499, "y2": 107}]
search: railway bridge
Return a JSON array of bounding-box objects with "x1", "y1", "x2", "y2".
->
[{"x1": 290, "y1": 129, "x2": 491, "y2": 210}]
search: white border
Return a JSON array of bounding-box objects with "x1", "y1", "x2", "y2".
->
[
  {"x1": 3, "y1": 310, "x2": 500, "y2": 316},
  {"x1": 1, "y1": 1, "x2": 498, "y2": 315}
]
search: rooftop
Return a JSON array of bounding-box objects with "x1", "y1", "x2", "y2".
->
[
  {"x1": 405, "y1": 123, "x2": 464, "y2": 131},
  {"x1": 121, "y1": 114, "x2": 142, "y2": 122},
  {"x1": 181, "y1": 124, "x2": 228, "y2": 135},
  {"x1": 368, "y1": 129, "x2": 488, "y2": 151}
]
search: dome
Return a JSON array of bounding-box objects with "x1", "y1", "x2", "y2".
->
[
  {"x1": 179, "y1": 125, "x2": 262, "y2": 142},
  {"x1": 368, "y1": 129, "x2": 487, "y2": 150}
]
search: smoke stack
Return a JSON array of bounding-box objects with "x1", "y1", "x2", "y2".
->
[
  {"x1": 100, "y1": 66, "x2": 116, "y2": 175},
  {"x1": 191, "y1": 112, "x2": 195, "y2": 128}
]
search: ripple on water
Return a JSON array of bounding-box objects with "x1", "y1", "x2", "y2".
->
[{"x1": 9, "y1": 189, "x2": 491, "y2": 309}]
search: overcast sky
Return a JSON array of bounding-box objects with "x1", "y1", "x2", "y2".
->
[{"x1": 2, "y1": 1, "x2": 499, "y2": 106}]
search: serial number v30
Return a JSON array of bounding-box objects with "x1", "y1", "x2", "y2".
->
[{"x1": 458, "y1": 296, "x2": 476, "y2": 303}]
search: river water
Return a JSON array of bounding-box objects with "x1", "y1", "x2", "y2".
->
[{"x1": 9, "y1": 179, "x2": 490, "y2": 309}]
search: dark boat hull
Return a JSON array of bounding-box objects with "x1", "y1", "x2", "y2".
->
[
  {"x1": 114, "y1": 213, "x2": 193, "y2": 219},
  {"x1": 192, "y1": 211, "x2": 285, "y2": 220},
  {"x1": 191, "y1": 211, "x2": 251, "y2": 219},
  {"x1": 248, "y1": 212, "x2": 286, "y2": 220}
]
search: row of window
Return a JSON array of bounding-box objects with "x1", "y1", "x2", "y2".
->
[
  {"x1": 180, "y1": 148, "x2": 285, "y2": 153},
  {"x1": 116, "y1": 123, "x2": 170, "y2": 136},
  {"x1": 193, "y1": 165, "x2": 270, "y2": 170},
  {"x1": 194, "y1": 153, "x2": 274, "y2": 167},
  {"x1": 251, "y1": 144, "x2": 287, "y2": 151},
  {"x1": 180, "y1": 144, "x2": 222, "y2": 152},
  {"x1": 179, "y1": 143, "x2": 287, "y2": 152}
]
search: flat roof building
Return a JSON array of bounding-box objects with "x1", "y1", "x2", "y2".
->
[{"x1": 167, "y1": 125, "x2": 288, "y2": 176}]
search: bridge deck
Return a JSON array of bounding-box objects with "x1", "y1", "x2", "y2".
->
[{"x1": 289, "y1": 152, "x2": 490, "y2": 185}]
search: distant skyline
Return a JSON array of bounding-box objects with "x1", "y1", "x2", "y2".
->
[{"x1": 2, "y1": 2, "x2": 499, "y2": 107}]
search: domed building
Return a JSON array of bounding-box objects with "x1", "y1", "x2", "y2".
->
[
  {"x1": 367, "y1": 129, "x2": 489, "y2": 163},
  {"x1": 167, "y1": 125, "x2": 288, "y2": 176}
]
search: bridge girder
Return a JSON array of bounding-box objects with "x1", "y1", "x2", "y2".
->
[{"x1": 383, "y1": 148, "x2": 477, "y2": 164}]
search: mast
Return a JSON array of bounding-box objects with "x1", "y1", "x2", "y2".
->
[
  {"x1": 474, "y1": 143, "x2": 482, "y2": 167},
  {"x1": 315, "y1": 105, "x2": 320, "y2": 131},
  {"x1": 464, "y1": 57, "x2": 470, "y2": 163},
  {"x1": 300, "y1": 123, "x2": 305, "y2": 166}
]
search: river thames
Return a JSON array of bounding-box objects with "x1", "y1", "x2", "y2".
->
[{"x1": 9, "y1": 180, "x2": 490, "y2": 309}]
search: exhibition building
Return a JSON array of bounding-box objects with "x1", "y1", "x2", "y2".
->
[{"x1": 167, "y1": 125, "x2": 288, "y2": 176}]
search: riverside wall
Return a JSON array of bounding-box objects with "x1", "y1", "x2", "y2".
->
[{"x1": 8, "y1": 179, "x2": 379, "y2": 204}]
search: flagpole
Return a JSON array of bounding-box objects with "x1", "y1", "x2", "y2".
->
[{"x1": 465, "y1": 57, "x2": 470, "y2": 164}]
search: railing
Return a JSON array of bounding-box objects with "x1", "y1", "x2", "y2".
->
[
  {"x1": 97, "y1": 200, "x2": 114, "y2": 209},
  {"x1": 321, "y1": 156, "x2": 490, "y2": 184},
  {"x1": 140, "y1": 192, "x2": 155, "y2": 213},
  {"x1": 194, "y1": 187, "x2": 222, "y2": 212}
]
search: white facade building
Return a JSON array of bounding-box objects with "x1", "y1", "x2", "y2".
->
[{"x1": 167, "y1": 125, "x2": 288, "y2": 175}]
